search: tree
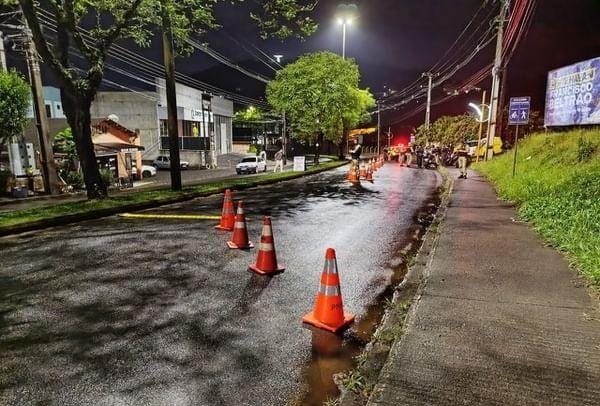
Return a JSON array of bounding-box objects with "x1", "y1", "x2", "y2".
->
[
  {"x1": 6, "y1": 0, "x2": 317, "y2": 198},
  {"x1": 0, "y1": 69, "x2": 31, "y2": 149},
  {"x1": 266, "y1": 52, "x2": 374, "y2": 152},
  {"x1": 414, "y1": 114, "x2": 479, "y2": 146},
  {"x1": 234, "y1": 106, "x2": 264, "y2": 123}
]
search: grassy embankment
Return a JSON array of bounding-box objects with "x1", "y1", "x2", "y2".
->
[
  {"x1": 0, "y1": 160, "x2": 346, "y2": 230},
  {"x1": 474, "y1": 130, "x2": 600, "y2": 284}
]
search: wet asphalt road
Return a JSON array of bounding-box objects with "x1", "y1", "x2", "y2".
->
[{"x1": 0, "y1": 164, "x2": 441, "y2": 406}]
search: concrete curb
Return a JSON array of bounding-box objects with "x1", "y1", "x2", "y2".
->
[
  {"x1": 338, "y1": 168, "x2": 454, "y2": 405},
  {"x1": 0, "y1": 161, "x2": 348, "y2": 237}
]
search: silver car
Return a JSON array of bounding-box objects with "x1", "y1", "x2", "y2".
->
[{"x1": 153, "y1": 155, "x2": 190, "y2": 170}]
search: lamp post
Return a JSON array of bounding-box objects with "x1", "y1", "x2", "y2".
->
[
  {"x1": 468, "y1": 90, "x2": 489, "y2": 163},
  {"x1": 337, "y1": 18, "x2": 352, "y2": 59},
  {"x1": 336, "y1": 3, "x2": 357, "y2": 60}
]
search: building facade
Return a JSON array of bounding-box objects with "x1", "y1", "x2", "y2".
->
[{"x1": 23, "y1": 84, "x2": 234, "y2": 169}]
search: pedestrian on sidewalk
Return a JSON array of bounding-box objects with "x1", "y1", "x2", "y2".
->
[
  {"x1": 455, "y1": 141, "x2": 468, "y2": 178},
  {"x1": 273, "y1": 148, "x2": 284, "y2": 173}
]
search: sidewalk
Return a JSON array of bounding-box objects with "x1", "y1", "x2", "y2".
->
[{"x1": 368, "y1": 169, "x2": 600, "y2": 405}]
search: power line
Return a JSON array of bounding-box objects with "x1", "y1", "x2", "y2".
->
[{"x1": 34, "y1": 7, "x2": 269, "y2": 108}]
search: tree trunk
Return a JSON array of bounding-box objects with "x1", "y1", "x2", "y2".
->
[{"x1": 62, "y1": 92, "x2": 107, "y2": 199}]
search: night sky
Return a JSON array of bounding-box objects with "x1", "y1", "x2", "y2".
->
[
  {"x1": 5, "y1": 0, "x2": 600, "y2": 131},
  {"x1": 208, "y1": 0, "x2": 600, "y2": 130}
]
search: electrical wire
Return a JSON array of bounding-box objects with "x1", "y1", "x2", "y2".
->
[{"x1": 34, "y1": 7, "x2": 270, "y2": 108}]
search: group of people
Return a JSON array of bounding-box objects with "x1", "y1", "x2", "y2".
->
[{"x1": 394, "y1": 141, "x2": 470, "y2": 178}]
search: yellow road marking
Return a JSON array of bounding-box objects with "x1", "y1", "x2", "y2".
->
[{"x1": 119, "y1": 213, "x2": 221, "y2": 220}]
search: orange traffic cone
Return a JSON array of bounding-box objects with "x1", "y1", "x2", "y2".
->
[
  {"x1": 302, "y1": 248, "x2": 354, "y2": 333},
  {"x1": 227, "y1": 201, "x2": 253, "y2": 249},
  {"x1": 249, "y1": 216, "x2": 285, "y2": 275},
  {"x1": 372, "y1": 158, "x2": 378, "y2": 172},
  {"x1": 359, "y1": 163, "x2": 367, "y2": 179},
  {"x1": 215, "y1": 189, "x2": 235, "y2": 231},
  {"x1": 366, "y1": 163, "x2": 374, "y2": 183}
]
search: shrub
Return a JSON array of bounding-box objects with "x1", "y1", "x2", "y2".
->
[
  {"x1": 64, "y1": 171, "x2": 84, "y2": 190},
  {"x1": 0, "y1": 169, "x2": 12, "y2": 195},
  {"x1": 99, "y1": 169, "x2": 114, "y2": 188}
]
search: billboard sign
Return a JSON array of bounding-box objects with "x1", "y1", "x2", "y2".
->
[
  {"x1": 509, "y1": 97, "x2": 531, "y2": 125},
  {"x1": 545, "y1": 57, "x2": 600, "y2": 126}
]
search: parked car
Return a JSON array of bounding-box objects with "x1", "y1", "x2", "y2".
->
[
  {"x1": 236, "y1": 156, "x2": 267, "y2": 175},
  {"x1": 131, "y1": 164, "x2": 157, "y2": 179},
  {"x1": 153, "y1": 155, "x2": 190, "y2": 170}
]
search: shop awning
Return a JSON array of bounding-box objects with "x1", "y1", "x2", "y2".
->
[{"x1": 348, "y1": 127, "x2": 377, "y2": 139}]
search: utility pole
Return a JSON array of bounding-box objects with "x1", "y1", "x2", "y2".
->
[
  {"x1": 0, "y1": 31, "x2": 6, "y2": 70},
  {"x1": 387, "y1": 126, "x2": 392, "y2": 147},
  {"x1": 422, "y1": 72, "x2": 436, "y2": 129},
  {"x1": 486, "y1": 0, "x2": 510, "y2": 161},
  {"x1": 377, "y1": 101, "x2": 381, "y2": 156},
  {"x1": 282, "y1": 111, "x2": 287, "y2": 165},
  {"x1": 161, "y1": 3, "x2": 182, "y2": 191},
  {"x1": 24, "y1": 20, "x2": 59, "y2": 194}
]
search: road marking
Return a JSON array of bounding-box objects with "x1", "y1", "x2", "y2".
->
[{"x1": 119, "y1": 213, "x2": 221, "y2": 220}]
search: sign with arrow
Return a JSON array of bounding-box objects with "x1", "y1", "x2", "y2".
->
[{"x1": 508, "y1": 96, "x2": 531, "y2": 125}]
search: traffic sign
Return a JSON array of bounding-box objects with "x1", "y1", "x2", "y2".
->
[{"x1": 508, "y1": 96, "x2": 531, "y2": 125}]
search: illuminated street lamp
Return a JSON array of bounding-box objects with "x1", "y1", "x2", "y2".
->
[
  {"x1": 468, "y1": 90, "x2": 490, "y2": 163},
  {"x1": 336, "y1": 4, "x2": 358, "y2": 59}
]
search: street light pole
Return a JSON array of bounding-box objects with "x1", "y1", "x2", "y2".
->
[
  {"x1": 342, "y1": 22, "x2": 346, "y2": 59},
  {"x1": 476, "y1": 90, "x2": 487, "y2": 163},
  {"x1": 422, "y1": 72, "x2": 436, "y2": 129}
]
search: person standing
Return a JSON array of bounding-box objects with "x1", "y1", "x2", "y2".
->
[
  {"x1": 273, "y1": 147, "x2": 284, "y2": 173},
  {"x1": 455, "y1": 141, "x2": 469, "y2": 179}
]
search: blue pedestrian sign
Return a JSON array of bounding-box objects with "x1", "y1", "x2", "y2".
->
[{"x1": 508, "y1": 96, "x2": 531, "y2": 125}]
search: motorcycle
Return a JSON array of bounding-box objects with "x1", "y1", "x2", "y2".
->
[{"x1": 423, "y1": 152, "x2": 438, "y2": 169}]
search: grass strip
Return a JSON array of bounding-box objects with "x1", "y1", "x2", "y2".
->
[
  {"x1": 474, "y1": 130, "x2": 600, "y2": 284},
  {"x1": 0, "y1": 160, "x2": 347, "y2": 233}
]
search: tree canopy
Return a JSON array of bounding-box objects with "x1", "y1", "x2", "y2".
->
[
  {"x1": 414, "y1": 114, "x2": 480, "y2": 146},
  {"x1": 0, "y1": 69, "x2": 31, "y2": 147},
  {"x1": 266, "y1": 51, "x2": 375, "y2": 144},
  {"x1": 233, "y1": 106, "x2": 264, "y2": 123}
]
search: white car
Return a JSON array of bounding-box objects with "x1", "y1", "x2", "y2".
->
[
  {"x1": 153, "y1": 155, "x2": 190, "y2": 170},
  {"x1": 132, "y1": 165, "x2": 157, "y2": 179},
  {"x1": 236, "y1": 156, "x2": 267, "y2": 174}
]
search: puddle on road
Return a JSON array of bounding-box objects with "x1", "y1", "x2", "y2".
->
[{"x1": 292, "y1": 196, "x2": 440, "y2": 406}]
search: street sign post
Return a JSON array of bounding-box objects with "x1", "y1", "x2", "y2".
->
[{"x1": 508, "y1": 97, "x2": 531, "y2": 176}]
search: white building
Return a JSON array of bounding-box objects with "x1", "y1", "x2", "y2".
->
[{"x1": 90, "y1": 80, "x2": 234, "y2": 167}]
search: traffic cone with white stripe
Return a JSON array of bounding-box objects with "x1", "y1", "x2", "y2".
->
[
  {"x1": 359, "y1": 163, "x2": 367, "y2": 179},
  {"x1": 227, "y1": 201, "x2": 253, "y2": 249},
  {"x1": 302, "y1": 248, "x2": 354, "y2": 333},
  {"x1": 215, "y1": 189, "x2": 235, "y2": 231},
  {"x1": 366, "y1": 162, "x2": 374, "y2": 183},
  {"x1": 249, "y1": 216, "x2": 284, "y2": 275}
]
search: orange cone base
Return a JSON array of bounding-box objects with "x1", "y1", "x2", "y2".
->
[
  {"x1": 227, "y1": 241, "x2": 254, "y2": 249},
  {"x1": 302, "y1": 311, "x2": 355, "y2": 333},
  {"x1": 349, "y1": 180, "x2": 361, "y2": 185},
  {"x1": 248, "y1": 263, "x2": 285, "y2": 276},
  {"x1": 215, "y1": 224, "x2": 234, "y2": 231}
]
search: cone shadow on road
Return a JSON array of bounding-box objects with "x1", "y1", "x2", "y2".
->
[{"x1": 232, "y1": 273, "x2": 273, "y2": 316}]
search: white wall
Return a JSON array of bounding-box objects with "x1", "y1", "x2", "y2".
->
[{"x1": 91, "y1": 92, "x2": 160, "y2": 160}]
